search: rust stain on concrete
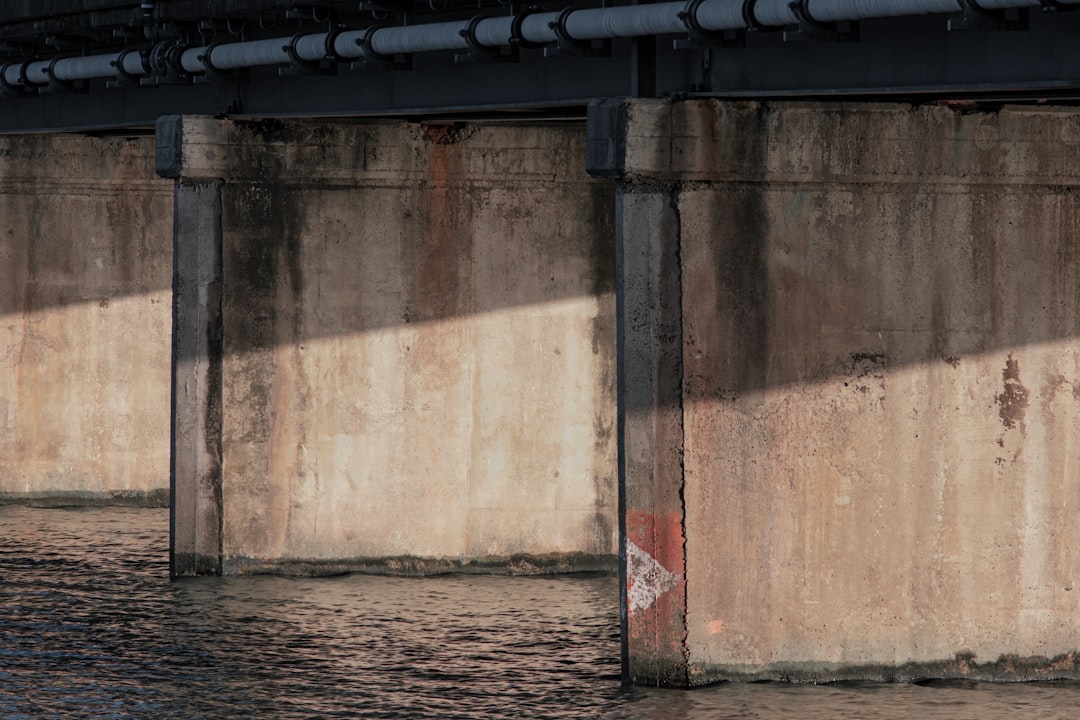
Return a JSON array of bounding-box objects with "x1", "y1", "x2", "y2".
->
[
  {"x1": 420, "y1": 121, "x2": 472, "y2": 146},
  {"x1": 996, "y1": 354, "x2": 1029, "y2": 430},
  {"x1": 626, "y1": 509, "x2": 688, "y2": 684}
]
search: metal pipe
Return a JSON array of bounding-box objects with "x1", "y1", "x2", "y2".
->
[
  {"x1": 51, "y1": 55, "x2": 121, "y2": 82},
  {"x1": 2, "y1": 64, "x2": 22, "y2": 86},
  {"x1": 752, "y1": 0, "x2": 801, "y2": 26},
  {"x1": 2, "y1": 0, "x2": 1073, "y2": 89},
  {"x1": 182, "y1": 37, "x2": 294, "y2": 72},
  {"x1": 519, "y1": 13, "x2": 562, "y2": 44},
  {"x1": 141, "y1": 1, "x2": 156, "y2": 40},
  {"x1": 332, "y1": 30, "x2": 373, "y2": 58},
  {"x1": 474, "y1": 16, "x2": 515, "y2": 46},
  {"x1": 695, "y1": 0, "x2": 749, "y2": 30},
  {"x1": 368, "y1": 20, "x2": 472, "y2": 54},
  {"x1": 807, "y1": 0, "x2": 963, "y2": 22},
  {"x1": 563, "y1": 3, "x2": 690, "y2": 39}
]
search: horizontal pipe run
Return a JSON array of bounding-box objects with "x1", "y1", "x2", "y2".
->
[
  {"x1": 368, "y1": 21, "x2": 473, "y2": 55},
  {"x1": 193, "y1": 37, "x2": 291, "y2": 72},
  {"x1": 519, "y1": 13, "x2": 562, "y2": 44},
  {"x1": 695, "y1": 1, "x2": 749, "y2": 29},
  {"x1": 806, "y1": 0, "x2": 963, "y2": 23},
  {"x1": 563, "y1": 3, "x2": 690, "y2": 39},
  {"x1": 752, "y1": 0, "x2": 800, "y2": 26},
  {"x1": 1, "y1": 0, "x2": 1075, "y2": 91}
]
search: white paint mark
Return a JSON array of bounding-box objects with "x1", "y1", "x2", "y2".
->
[{"x1": 626, "y1": 539, "x2": 680, "y2": 613}]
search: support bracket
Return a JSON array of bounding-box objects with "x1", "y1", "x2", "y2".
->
[
  {"x1": 38, "y1": 57, "x2": 89, "y2": 95},
  {"x1": 279, "y1": 32, "x2": 338, "y2": 77},
  {"x1": 106, "y1": 48, "x2": 148, "y2": 89},
  {"x1": 348, "y1": 26, "x2": 411, "y2": 71},
  {"x1": 675, "y1": 0, "x2": 746, "y2": 50},
  {"x1": 949, "y1": 1, "x2": 1030, "y2": 31},
  {"x1": 455, "y1": 15, "x2": 519, "y2": 63},
  {"x1": 543, "y1": 8, "x2": 612, "y2": 58},
  {"x1": 783, "y1": 1, "x2": 859, "y2": 42}
]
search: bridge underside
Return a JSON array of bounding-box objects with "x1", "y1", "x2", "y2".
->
[
  {"x1": 5, "y1": 74, "x2": 1080, "y2": 684},
  {"x1": 6, "y1": 0, "x2": 1080, "y2": 693},
  {"x1": 1, "y1": 2, "x2": 1080, "y2": 132}
]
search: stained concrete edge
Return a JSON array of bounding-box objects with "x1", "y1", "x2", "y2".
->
[
  {"x1": 688, "y1": 652, "x2": 1080, "y2": 686},
  {"x1": 221, "y1": 553, "x2": 618, "y2": 578},
  {"x1": 0, "y1": 489, "x2": 170, "y2": 508}
]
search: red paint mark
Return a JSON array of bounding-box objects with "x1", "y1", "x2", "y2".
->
[{"x1": 626, "y1": 510, "x2": 686, "y2": 656}]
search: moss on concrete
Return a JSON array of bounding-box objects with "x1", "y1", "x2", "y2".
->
[
  {"x1": 221, "y1": 552, "x2": 618, "y2": 578},
  {"x1": 0, "y1": 489, "x2": 169, "y2": 508},
  {"x1": 687, "y1": 651, "x2": 1080, "y2": 686}
]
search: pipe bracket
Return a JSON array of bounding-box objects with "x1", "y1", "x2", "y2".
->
[
  {"x1": 192, "y1": 42, "x2": 231, "y2": 83},
  {"x1": 456, "y1": 16, "x2": 518, "y2": 63},
  {"x1": 349, "y1": 26, "x2": 411, "y2": 71},
  {"x1": 675, "y1": 0, "x2": 746, "y2": 50},
  {"x1": 324, "y1": 26, "x2": 351, "y2": 60},
  {"x1": 510, "y1": 5, "x2": 547, "y2": 49},
  {"x1": 742, "y1": 0, "x2": 770, "y2": 31},
  {"x1": 783, "y1": 0, "x2": 859, "y2": 42},
  {"x1": 39, "y1": 57, "x2": 88, "y2": 95},
  {"x1": 144, "y1": 39, "x2": 193, "y2": 85},
  {"x1": 0, "y1": 62, "x2": 27, "y2": 97},
  {"x1": 106, "y1": 48, "x2": 146, "y2": 89},
  {"x1": 544, "y1": 7, "x2": 611, "y2": 58},
  {"x1": 951, "y1": 0, "x2": 1030, "y2": 30},
  {"x1": 280, "y1": 33, "x2": 337, "y2": 76}
]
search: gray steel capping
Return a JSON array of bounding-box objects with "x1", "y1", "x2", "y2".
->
[
  {"x1": 586, "y1": 98, "x2": 629, "y2": 179},
  {"x1": 155, "y1": 114, "x2": 183, "y2": 179}
]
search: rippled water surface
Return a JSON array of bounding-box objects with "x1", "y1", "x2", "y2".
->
[{"x1": 3, "y1": 507, "x2": 1080, "y2": 719}]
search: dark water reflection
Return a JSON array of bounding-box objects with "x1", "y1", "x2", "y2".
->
[{"x1": 2, "y1": 507, "x2": 1079, "y2": 719}]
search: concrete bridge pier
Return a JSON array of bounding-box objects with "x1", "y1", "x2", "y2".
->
[
  {"x1": 0, "y1": 132, "x2": 172, "y2": 506},
  {"x1": 589, "y1": 98, "x2": 1080, "y2": 685},
  {"x1": 157, "y1": 115, "x2": 619, "y2": 578},
  {"x1": 153, "y1": 99, "x2": 1080, "y2": 684},
  {"x1": 159, "y1": 130, "x2": 224, "y2": 576}
]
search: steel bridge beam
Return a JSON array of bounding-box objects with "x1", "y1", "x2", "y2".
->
[{"x1": 1, "y1": 5, "x2": 1079, "y2": 132}]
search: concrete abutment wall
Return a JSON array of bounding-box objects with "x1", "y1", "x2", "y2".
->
[
  {"x1": 160, "y1": 116, "x2": 619, "y2": 577},
  {"x1": 0, "y1": 133, "x2": 172, "y2": 505},
  {"x1": 8, "y1": 100, "x2": 1080, "y2": 687},
  {"x1": 596, "y1": 98, "x2": 1080, "y2": 685}
]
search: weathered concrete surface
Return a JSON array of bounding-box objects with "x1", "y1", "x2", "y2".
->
[
  {"x1": 161, "y1": 117, "x2": 617, "y2": 576},
  {"x1": 168, "y1": 174, "x2": 224, "y2": 576},
  {"x1": 0, "y1": 133, "x2": 172, "y2": 505},
  {"x1": 618, "y1": 187, "x2": 689, "y2": 686},
  {"x1": 614, "y1": 99, "x2": 1080, "y2": 684}
]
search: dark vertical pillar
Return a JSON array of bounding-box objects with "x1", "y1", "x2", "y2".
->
[
  {"x1": 631, "y1": 35, "x2": 657, "y2": 99},
  {"x1": 157, "y1": 117, "x2": 224, "y2": 577},
  {"x1": 588, "y1": 99, "x2": 689, "y2": 687}
]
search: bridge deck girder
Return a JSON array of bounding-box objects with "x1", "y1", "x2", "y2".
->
[{"x1": 1, "y1": 2, "x2": 1079, "y2": 132}]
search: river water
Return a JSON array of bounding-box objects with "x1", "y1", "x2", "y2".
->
[{"x1": 2, "y1": 506, "x2": 1078, "y2": 719}]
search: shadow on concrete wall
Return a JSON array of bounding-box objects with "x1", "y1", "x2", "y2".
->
[
  {"x1": 678, "y1": 180, "x2": 1080, "y2": 402},
  {"x1": 219, "y1": 164, "x2": 616, "y2": 358},
  {"x1": 5, "y1": 111, "x2": 1080, "y2": 413},
  {"x1": 0, "y1": 132, "x2": 171, "y2": 324},
  {"x1": 614, "y1": 100, "x2": 1080, "y2": 415},
  {"x1": 0, "y1": 120, "x2": 615, "y2": 355}
]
